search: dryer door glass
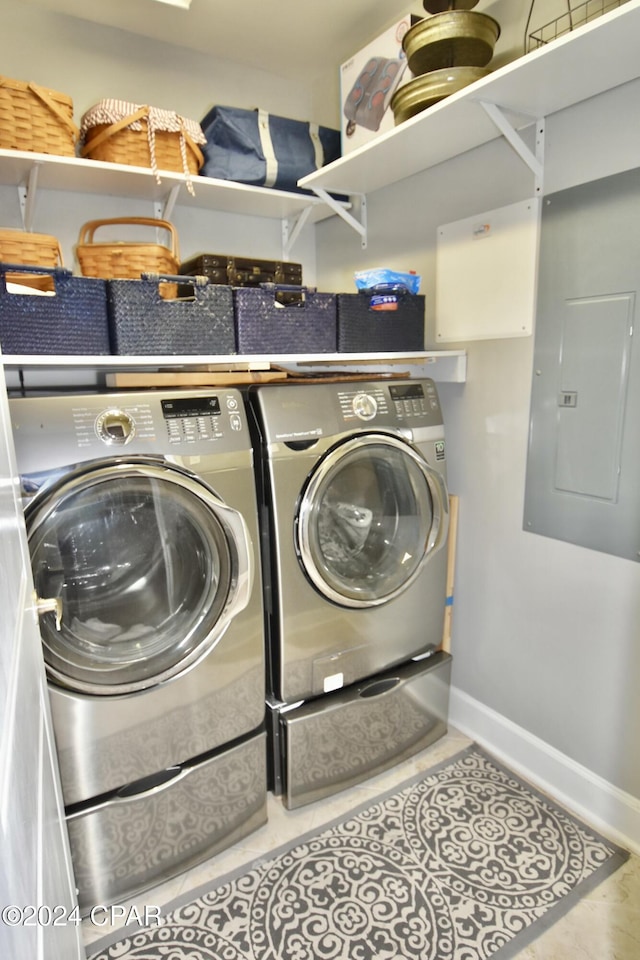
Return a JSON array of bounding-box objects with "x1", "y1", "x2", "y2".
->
[
  {"x1": 297, "y1": 435, "x2": 448, "y2": 607},
  {"x1": 28, "y1": 462, "x2": 250, "y2": 694}
]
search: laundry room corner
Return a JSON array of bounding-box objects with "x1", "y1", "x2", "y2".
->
[
  {"x1": 2, "y1": 2, "x2": 640, "y2": 953},
  {"x1": 314, "y1": 71, "x2": 640, "y2": 851}
]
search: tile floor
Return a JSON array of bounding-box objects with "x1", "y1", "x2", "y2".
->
[{"x1": 82, "y1": 727, "x2": 640, "y2": 958}]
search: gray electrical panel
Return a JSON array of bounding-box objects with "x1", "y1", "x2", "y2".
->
[{"x1": 524, "y1": 168, "x2": 640, "y2": 562}]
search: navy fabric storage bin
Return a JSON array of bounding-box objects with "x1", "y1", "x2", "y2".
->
[
  {"x1": 0, "y1": 264, "x2": 109, "y2": 355},
  {"x1": 234, "y1": 286, "x2": 337, "y2": 354},
  {"x1": 107, "y1": 275, "x2": 236, "y2": 355},
  {"x1": 200, "y1": 106, "x2": 341, "y2": 194},
  {"x1": 337, "y1": 292, "x2": 425, "y2": 353}
]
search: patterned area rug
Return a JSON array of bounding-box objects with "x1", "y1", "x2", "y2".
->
[{"x1": 87, "y1": 745, "x2": 628, "y2": 960}]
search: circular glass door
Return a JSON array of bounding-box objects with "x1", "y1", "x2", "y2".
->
[
  {"x1": 296, "y1": 435, "x2": 448, "y2": 607},
  {"x1": 28, "y1": 460, "x2": 251, "y2": 695}
]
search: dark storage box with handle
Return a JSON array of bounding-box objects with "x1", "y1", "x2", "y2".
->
[
  {"x1": 180, "y1": 253, "x2": 302, "y2": 287},
  {"x1": 199, "y1": 106, "x2": 341, "y2": 193},
  {"x1": 0, "y1": 263, "x2": 110, "y2": 355},
  {"x1": 337, "y1": 292, "x2": 425, "y2": 352},
  {"x1": 233, "y1": 285, "x2": 337, "y2": 354},
  {"x1": 107, "y1": 274, "x2": 236, "y2": 355}
]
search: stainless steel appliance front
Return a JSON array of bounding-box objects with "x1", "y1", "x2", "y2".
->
[
  {"x1": 251, "y1": 379, "x2": 450, "y2": 704},
  {"x1": 249, "y1": 378, "x2": 451, "y2": 805},
  {"x1": 270, "y1": 652, "x2": 452, "y2": 809},
  {"x1": 10, "y1": 389, "x2": 267, "y2": 911}
]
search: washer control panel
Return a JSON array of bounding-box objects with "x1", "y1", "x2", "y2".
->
[
  {"x1": 95, "y1": 409, "x2": 136, "y2": 445},
  {"x1": 162, "y1": 395, "x2": 226, "y2": 443},
  {"x1": 67, "y1": 393, "x2": 244, "y2": 450},
  {"x1": 161, "y1": 393, "x2": 244, "y2": 443}
]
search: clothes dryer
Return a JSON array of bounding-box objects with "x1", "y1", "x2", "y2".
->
[
  {"x1": 10, "y1": 389, "x2": 266, "y2": 912},
  {"x1": 248, "y1": 378, "x2": 452, "y2": 807}
]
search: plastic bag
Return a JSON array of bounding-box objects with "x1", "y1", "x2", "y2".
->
[{"x1": 353, "y1": 268, "x2": 421, "y2": 311}]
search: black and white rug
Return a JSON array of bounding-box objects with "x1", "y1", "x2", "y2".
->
[{"x1": 87, "y1": 745, "x2": 628, "y2": 960}]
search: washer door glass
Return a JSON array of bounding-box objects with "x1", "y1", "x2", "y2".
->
[
  {"x1": 297, "y1": 435, "x2": 448, "y2": 607},
  {"x1": 28, "y1": 461, "x2": 248, "y2": 695}
]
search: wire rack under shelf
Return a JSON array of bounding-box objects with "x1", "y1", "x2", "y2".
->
[{"x1": 527, "y1": 0, "x2": 629, "y2": 51}]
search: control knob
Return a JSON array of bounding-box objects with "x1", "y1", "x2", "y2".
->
[
  {"x1": 352, "y1": 393, "x2": 378, "y2": 420},
  {"x1": 95, "y1": 409, "x2": 136, "y2": 445}
]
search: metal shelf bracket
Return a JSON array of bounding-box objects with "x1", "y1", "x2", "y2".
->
[
  {"x1": 479, "y1": 101, "x2": 545, "y2": 194},
  {"x1": 311, "y1": 188, "x2": 368, "y2": 248},
  {"x1": 282, "y1": 204, "x2": 313, "y2": 259},
  {"x1": 17, "y1": 162, "x2": 41, "y2": 232},
  {"x1": 153, "y1": 184, "x2": 181, "y2": 221}
]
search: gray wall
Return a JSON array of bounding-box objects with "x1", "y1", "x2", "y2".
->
[
  {"x1": 316, "y1": 77, "x2": 640, "y2": 802},
  {"x1": 0, "y1": 5, "x2": 319, "y2": 278},
  {"x1": 1, "y1": 4, "x2": 316, "y2": 126}
]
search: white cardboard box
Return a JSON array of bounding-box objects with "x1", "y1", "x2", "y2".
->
[{"x1": 340, "y1": 15, "x2": 420, "y2": 156}]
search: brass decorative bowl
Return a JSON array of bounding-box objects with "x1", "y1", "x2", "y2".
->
[
  {"x1": 403, "y1": 11, "x2": 500, "y2": 76},
  {"x1": 390, "y1": 66, "x2": 492, "y2": 124},
  {"x1": 422, "y1": 0, "x2": 480, "y2": 10}
]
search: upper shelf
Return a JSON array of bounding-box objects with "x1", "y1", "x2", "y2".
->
[
  {"x1": 3, "y1": 3, "x2": 637, "y2": 235},
  {"x1": 0, "y1": 148, "x2": 341, "y2": 225},
  {"x1": 1, "y1": 4, "x2": 638, "y2": 231},
  {"x1": 300, "y1": 0, "x2": 640, "y2": 198}
]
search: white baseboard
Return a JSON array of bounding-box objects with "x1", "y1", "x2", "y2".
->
[{"x1": 449, "y1": 685, "x2": 640, "y2": 856}]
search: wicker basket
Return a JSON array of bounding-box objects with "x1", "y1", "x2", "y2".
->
[
  {"x1": 0, "y1": 228, "x2": 63, "y2": 268},
  {"x1": 79, "y1": 101, "x2": 206, "y2": 192},
  {"x1": 0, "y1": 228, "x2": 64, "y2": 291},
  {"x1": 0, "y1": 75, "x2": 78, "y2": 156},
  {"x1": 76, "y1": 217, "x2": 179, "y2": 280}
]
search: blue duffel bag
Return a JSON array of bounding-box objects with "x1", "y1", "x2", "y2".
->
[{"x1": 199, "y1": 105, "x2": 341, "y2": 193}]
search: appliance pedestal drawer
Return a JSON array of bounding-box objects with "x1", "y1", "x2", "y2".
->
[
  {"x1": 67, "y1": 732, "x2": 267, "y2": 914},
  {"x1": 270, "y1": 652, "x2": 451, "y2": 810}
]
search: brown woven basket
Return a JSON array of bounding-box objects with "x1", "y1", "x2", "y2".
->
[
  {"x1": 76, "y1": 217, "x2": 179, "y2": 279},
  {"x1": 0, "y1": 75, "x2": 78, "y2": 156},
  {"x1": 80, "y1": 105, "x2": 204, "y2": 176},
  {"x1": 0, "y1": 228, "x2": 63, "y2": 268},
  {"x1": 0, "y1": 228, "x2": 64, "y2": 290}
]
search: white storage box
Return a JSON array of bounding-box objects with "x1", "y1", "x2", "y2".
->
[{"x1": 339, "y1": 14, "x2": 420, "y2": 155}]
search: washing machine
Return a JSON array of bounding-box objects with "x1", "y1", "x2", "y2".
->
[
  {"x1": 248, "y1": 378, "x2": 453, "y2": 808},
  {"x1": 10, "y1": 389, "x2": 267, "y2": 912}
]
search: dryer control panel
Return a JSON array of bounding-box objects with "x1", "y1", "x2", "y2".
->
[
  {"x1": 388, "y1": 382, "x2": 441, "y2": 420},
  {"x1": 337, "y1": 381, "x2": 441, "y2": 425},
  {"x1": 338, "y1": 386, "x2": 389, "y2": 422},
  {"x1": 250, "y1": 378, "x2": 445, "y2": 451}
]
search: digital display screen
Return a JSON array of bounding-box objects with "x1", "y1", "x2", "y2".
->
[
  {"x1": 389, "y1": 384, "x2": 424, "y2": 400},
  {"x1": 161, "y1": 397, "x2": 221, "y2": 418}
]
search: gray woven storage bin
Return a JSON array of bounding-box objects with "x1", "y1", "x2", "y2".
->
[
  {"x1": 0, "y1": 264, "x2": 109, "y2": 355},
  {"x1": 233, "y1": 285, "x2": 337, "y2": 354},
  {"x1": 107, "y1": 275, "x2": 236, "y2": 355},
  {"x1": 337, "y1": 292, "x2": 425, "y2": 353}
]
